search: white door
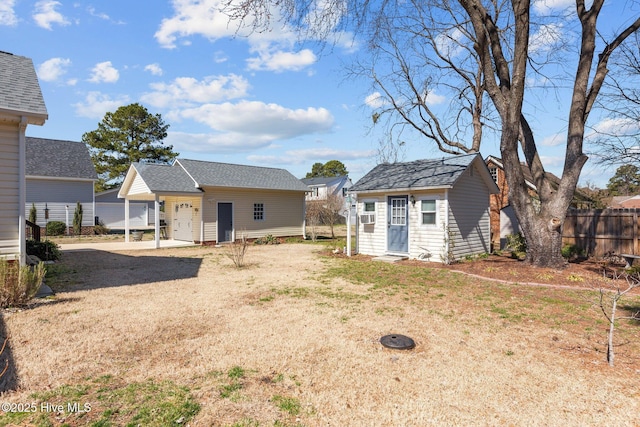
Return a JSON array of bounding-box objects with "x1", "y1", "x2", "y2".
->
[{"x1": 173, "y1": 202, "x2": 193, "y2": 241}]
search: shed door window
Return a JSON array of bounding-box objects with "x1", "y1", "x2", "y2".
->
[
  {"x1": 421, "y1": 200, "x2": 437, "y2": 225},
  {"x1": 254, "y1": 203, "x2": 264, "y2": 221},
  {"x1": 364, "y1": 202, "x2": 375, "y2": 212},
  {"x1": 390, "y1": 198, "x2": 407, "y2": 225}
]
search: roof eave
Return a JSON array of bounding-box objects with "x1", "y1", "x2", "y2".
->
[
  {"x1": 349, "y1": 185, "x2": 455, "y2": 194},
  {"x1": 0, "y1": 109, "x2": 48, "y2": 125}
]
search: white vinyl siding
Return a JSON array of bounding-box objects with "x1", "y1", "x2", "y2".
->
[
  {"x1": 201, "y1": 187, "x2": 304, "y2": 242},
  {"x1": 357, "y1": 196, "x2": 386, "y2": 256},
  {"x1": 447, "y1": 163, "x2": 492, "y2": 259},
  {"x1": 408, "y1": 192, "x2": 445, "y2": 260},
  {"x1": 0, "y1": 123, "x2": 20, "y2": 258},
  {"x1": 95, "y1": 202, "x2": 150, "y2": 228},
  {"x1": 129, "y1": 172, "x2": 152, "y2": 195}
]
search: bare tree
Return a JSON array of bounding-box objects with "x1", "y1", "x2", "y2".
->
[
  {"x1": 222, "y1": 0, "x2": 640, "y2": 267},
  {"x1": 322, "y1": 193, "x2": 345, "y2": 239},
  {"x1": 305, "y1": 200, "x2": 324, "y2": 242},
  {"x1": 592, "y1": 270, "x2": 640, "y2": 366}
]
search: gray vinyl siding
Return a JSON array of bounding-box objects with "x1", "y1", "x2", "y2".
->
[
  {"x1": 201, "y1": 187, "x2": 305, "y2": 242},
  {"x1": 0, "y1": 123, "x2": 20, "y2": 258},
  {"x1": 26, "y1": 178, "x2": 94, "y2": 227},
  {"x1": 447, "y1": 164, "x2": 492, "y2": 259}
]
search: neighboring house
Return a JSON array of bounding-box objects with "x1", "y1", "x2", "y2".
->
[
  {"x1": 485, "y1": 155, "x2": 595, "y2": 250},
  {"x1": 350, "y1": 153, "x2": 498, "y2": 262},
  {"x1": 301, "y1": 175, "x2": 353, "y2": 201},
  {"x1": 95, "y1": 188, "x2": 157, "y2": 229},
  {"x1": 118, "y1": 159, "x2": 309, "y2": 247},
  {"x1": 26, "y1": 137, "x2": 97, "y2": 234},
  {"x1": 0, "y1": 52, "x2": 48, "y2": 262},
  {"x1": 608, "y1": 195, "x2": 640, "y2": 209}
]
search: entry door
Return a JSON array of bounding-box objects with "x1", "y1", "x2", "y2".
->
[
  {"x1": 174, "y1": 202, "x2": 193, "y2": 241},
  {"x1": 218, "y1": 202, "x2": 233, "y2": 243},
  {"x1": 387, "y1": 196, "x2": 408, "y2": 253}
]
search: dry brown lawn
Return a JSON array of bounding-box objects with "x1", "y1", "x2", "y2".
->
[{"x1": 1, "y1": 242, "x2": 640, "y2": 426}]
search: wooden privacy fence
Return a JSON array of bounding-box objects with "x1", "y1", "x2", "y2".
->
[{"x1": 563, "y1": 209, "x2": 640, "y2": 258}]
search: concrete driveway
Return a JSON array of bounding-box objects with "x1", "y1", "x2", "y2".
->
[{"x1": 58, "y1": 239, "x2": 196, "y2": 252}]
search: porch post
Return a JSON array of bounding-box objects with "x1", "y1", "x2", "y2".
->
[
  {"x1": 124, "y1": 198, "x2": 130, "y2": 242},
  {"x1": 154, "y1": 195, "x2": 160, "y2": 249}
]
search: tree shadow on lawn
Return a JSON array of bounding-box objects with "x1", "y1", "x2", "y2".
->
[
  {"x1": 51, "y1": 249, "x2": 203, "y2": 291},
  {"x1": 0, "y1": 313, "x2": 16, "y2": 393}
]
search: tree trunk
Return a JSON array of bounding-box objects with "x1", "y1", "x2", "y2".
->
[{"x1": 519, "y1": 213, "x2": 565, "y2": 268}]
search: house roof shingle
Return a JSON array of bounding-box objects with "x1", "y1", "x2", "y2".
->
[
  {"x1": 301, "y1": 175, "x2": 348, "y2": 186},
  {"x1": 177, "y1": 159, "x2": 309, "y2": 192},
  {"x1": 133, "y1": 162, "x2": 203, "y2": 194},
  {"x1": 26, "y1": 137, "x2": 97, "y2": 180},
  {"x1": 0, "y1": 52, "x2": 48, "y2": 123},
  {"x1": 351, "y1": 153, "x2": 481, "y2": 192}
]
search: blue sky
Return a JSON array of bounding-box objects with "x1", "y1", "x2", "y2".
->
[{"x1": 1, "y1": 0, "x2": 634, "y2": 186}]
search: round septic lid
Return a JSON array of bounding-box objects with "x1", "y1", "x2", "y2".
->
[{"x1": 380, "y1": 334, "x2": 415, "y2": 350}]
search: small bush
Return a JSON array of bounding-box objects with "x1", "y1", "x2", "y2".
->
[
  {"x1": 94, "y1": 221, "x2": 110, "y2": 235},
  {"x1": 28, "y1": 203, "x2": 37, "y2": 224},
  {"x1": 561, "y1": 243, "x2": 584, "y2": 261},
  {"x1": 0, "y1": 259, "x2": 45, "y2": 308},
  {"x1": 46, "y1": 221, "x2": 66, "y2": 236},
  {"x1": 26, "y1": 240, "x2": 61, "y2": 261},
  {"x1": 225, "y1": 235, "x2": 249, "y2": 268},
  {"x1": 254, "y1": 234, "x2": 279, "y2": 245}
]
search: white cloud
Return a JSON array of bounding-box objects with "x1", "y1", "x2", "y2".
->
[
  {"x1": 247, "y1": 148, "x2": 376, "y2": 166},
  {"x1": 87, "y1": 6, "x2": 109, "y2": 20},
  {"x1": 0, "y1": 0, "x2": 18, "y2": 26},
  {"x1": 365, "y1": 92, "x2": 386, "y2": 109},
  {"x1": 588, "y1": 117, "x2": 640, "y2": 138},
  {"x1": 37, "y1": 57, "x2": 71, "y2": 82},
  {"x1": 155, "y1": 0, "x2": 250, "y2": 49},
  {"x1": 435, "y1": 27, "x2": 465, "y2": 58},
  {"x1": 144, "y1": 63, "x2": 163, "y2": 76},
  {"x1": 540, "y1": 132, "x2": 565, "y2": 147},
  {"x1": 529, "y1": 23, "x2": 564, "y2": 53},
  {"x1": 73, "y1": 92, "x2": 130, "y2": 119},
  {"x1": 141, "y1": 74, "x2": 250, "y2": 108},
  {"x1": 424, "y1": 92, "x2": 446, "y2": 106},
  {"x1": 89, "y1": 61, "x2": 119, "y2": 83},
  {"x1": 532, "y1": 0, "x2": 575, "y2": 14},
  {"x1": 177, "y1": 101, "x2": 334, "y2": 139},
  {"x1": 166, "y1": 131, "x2": 274, "y2": 153},
  {"x1": 33, "y1": 1, "x2": 70, "y2": 30},
  {"x1": 247, "y1": 49, "x2": 317, "y2": 72}
]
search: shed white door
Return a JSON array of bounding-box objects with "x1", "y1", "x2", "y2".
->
[{"x1": 173, "y1": 202, "x2": 193, "y2": 241}]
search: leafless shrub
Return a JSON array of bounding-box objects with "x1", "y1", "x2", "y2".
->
[
  {"x1": 0, "y1": 260, "x2": 45, "y2": 308},
  {"x1": 306, "y1": 201, "x2": 324, "y2": 242},
  {"x1": 225, "y1": 234, "x2": 249, "y2": 268},
  {"x1": 591, "y1": 268, "x2": 640, "y2": 367}
]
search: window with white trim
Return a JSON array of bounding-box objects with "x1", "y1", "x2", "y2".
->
[
  {"x1": 254, "y1": 203, "x2": 264, "y2": 221},
  {"x1": 421, "y1": 199, "x2": 437, "y2": 225},
  {"x1": 489, "y1": 166, "x2": 498, "y2": 183},
  {"x1": 364, "y1": 202, "x2": 375, "y2": 212}
]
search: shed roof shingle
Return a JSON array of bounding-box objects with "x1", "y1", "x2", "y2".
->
[
  {"x1": 0, "y1": 52, "x2": 48, "y2": 123},
  {"x1": 133, "y1": 162, "x2": 202, "y2": 194},
  {"x1": 351, "y1": 153, "x2": 480, "y2": 192},
  {"x1": 26, "y1": 137, "x2": 97, "y2": 180},
  {"x1": 177, "y1": 159, "x2": 309, "y2": 192}
]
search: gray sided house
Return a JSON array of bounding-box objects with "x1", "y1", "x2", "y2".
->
[
  {"x1": 95, "y1": 188, "x2": 156, "y2": 229},
  {"x1": 0, "y1": 52, "x2": 48, "y2": 262},
  {"x1": 118, "y1": 159, "x2": 309, "y2": 248},
  {"x1": 301, "y1": 175, "x2": 353, "y2": 201},
  {"x1": 350, "y1": 153, "x2": 498, "y2": 262},
  {"x1": 26, "y1": 137, "x2": 97, "y2": 232}
]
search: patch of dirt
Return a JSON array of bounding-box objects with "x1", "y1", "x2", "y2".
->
[{"x1": 402, "y1": 252, "x2": 636, "y2": 292}]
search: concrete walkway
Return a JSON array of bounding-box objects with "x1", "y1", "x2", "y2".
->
[{"x1": 59, "y1": 239, "x2": 196, "y2": 252}]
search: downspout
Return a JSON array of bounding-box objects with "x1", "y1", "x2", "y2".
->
[
  {"x1": 302, "y1": 193, "x2": 306, "y2": 239},
  {"x1": 18, "y1": 116, "x2": 27, "y2": 264},
  {"x1": 154, "y1": 195, "x2": 160, "y2": 249},
  {"x1": 200, "y1": 194, "x2": 204, "y2": 244},
  {"x1": 124, "y1": 198, "x2": 130, "y2": 242},
  {"x1": 444, "y1": 189, "x2": 450, "y2": 260}
]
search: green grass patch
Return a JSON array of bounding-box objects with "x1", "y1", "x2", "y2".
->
[
  {"x1": 271, "y1": 395, "x2": 302, "y2": 416},
  {"x1": 1, "y1": 377, "x2": 200, "y2": 427}
]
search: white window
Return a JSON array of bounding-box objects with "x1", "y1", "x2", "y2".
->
[
  {"x1": 421, "y1": 200, "x2": 437, "y2": 225},
  {"x1": 311, "y1": 187, "x2": 319, "y2": 197},
  {"x1": 364, "y1": 202, "x2": 375, "y2": 212},
  {"x1": 489, "y1": 166, "x2": 498, "y2": 183},
  {"x1": 390, "y1": 198, "x2": 407, "y2": 226},
  {"x1": 254, "y1": 203, "x2": 264, "y2": 221}
]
